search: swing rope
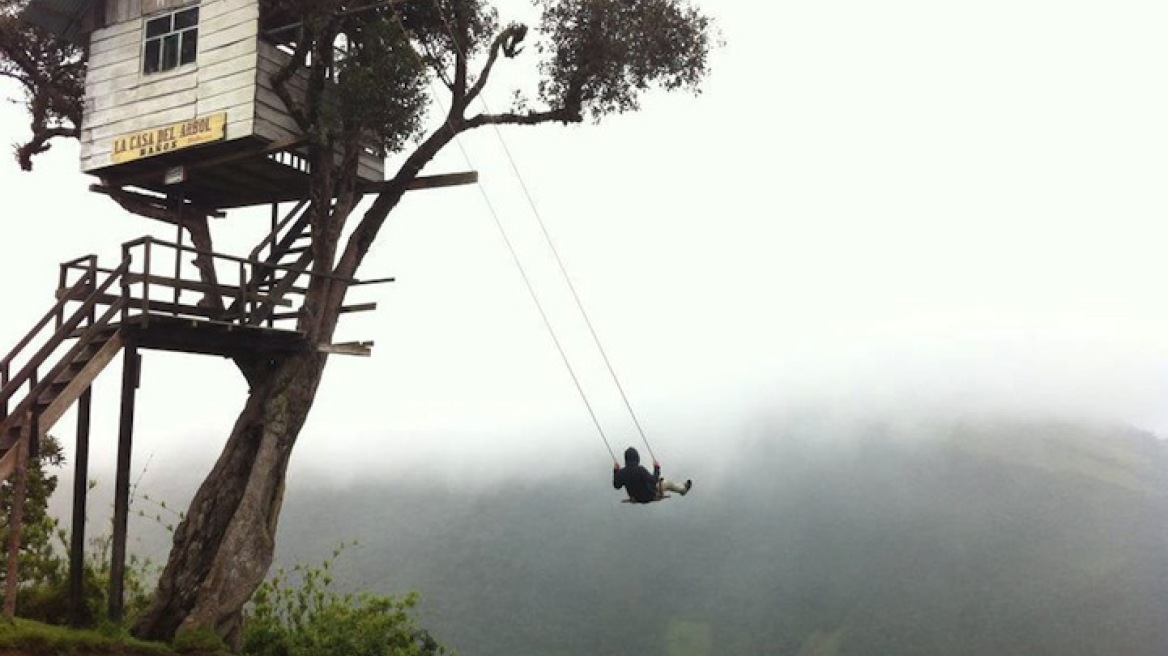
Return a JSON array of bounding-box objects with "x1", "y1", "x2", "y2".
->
[
  {"x1": 395, "y1": 2, "x2": 656, "y2": 466},
  {"x1": 486, "y1": 118, "x2": 659, "y2": 466},
  {"x1": 459, "y1": 145, "x2": 621, "y2": 465}
]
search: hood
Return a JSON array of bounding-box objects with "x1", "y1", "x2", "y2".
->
[{"x1": 624, "y1": 447, "x2": 640, "y2": 467}]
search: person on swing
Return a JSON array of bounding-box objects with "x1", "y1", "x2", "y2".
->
[{"x1": 613, "y1": 446, "x2": 692, "y2": 503}]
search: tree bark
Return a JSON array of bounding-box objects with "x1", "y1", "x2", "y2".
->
[{"x1": 132, "y1": 350, "x2": 327, "y2": 647}]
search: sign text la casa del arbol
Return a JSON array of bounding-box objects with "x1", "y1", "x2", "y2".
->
[{"x1": 111, "y1": 113, "x2": 227, "y2": 164}]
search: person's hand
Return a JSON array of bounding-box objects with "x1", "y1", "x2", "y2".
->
[
  {"x1": 653, "y1": 460, "x2": 661, "y2": 470},
  {"x1": 613, "y1": 461, "x2": 620, "y2": 471}
]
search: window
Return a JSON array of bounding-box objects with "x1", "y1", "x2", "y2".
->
[{"x1": 143, "y1": 6, "x2": 199, "y2": 74}]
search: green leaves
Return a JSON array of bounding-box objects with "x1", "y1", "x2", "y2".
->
[
  {"x1": 535, "y1": 0, "x2": 714, "y2": 119},
  {"x1": 333, "y1": 16, "x2": 430, "y2": 157},
  {"x1": 243, "y1": 543, "x2": 449, "y2": 656}
]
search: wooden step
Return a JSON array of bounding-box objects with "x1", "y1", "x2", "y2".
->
[{"x1": 37, "y1": 380, "x2": 72, "y2": 404}]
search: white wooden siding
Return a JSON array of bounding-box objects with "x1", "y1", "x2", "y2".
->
[
  {"x1": 105, "y1": 0, "x2": 198, "y2": 23},
  {"x1": 81, "y1": 0, "x2": 382, "y2": 182},
  {"x1": 81, "y1": 0, "x2": 260, "y2": 172}
]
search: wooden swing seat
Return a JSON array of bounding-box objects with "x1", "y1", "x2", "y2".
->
[{"x1": 621, "y1": 495, "x2": 671, "y2": 504}]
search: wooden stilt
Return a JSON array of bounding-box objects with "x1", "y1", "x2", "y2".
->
[
  {"x1": 108, "y1": 345, "x2": 139, "y2": 623},
  {"x1": 3, "y1": 416, "x2": 31, "y2": 620},
  {"x1": 69, "y1": 387, "x2": 93, "y2": 627}
]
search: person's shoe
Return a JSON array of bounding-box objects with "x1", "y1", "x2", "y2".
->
[{"x1": 682, "y1": 479, "x2": 693, "y2": 496}]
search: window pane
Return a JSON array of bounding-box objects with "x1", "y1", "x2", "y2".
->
[
  {"x1": 161, "y1": 33, "x2": 179, "y2": 71},
  {"x1": 174, "y1": 7, "x2": 199, "y2": 30},
  {"x1": 145, "y1": 15, "x2": 171, "y2": 38},
  {"x1": 179, "y1": 30, "x2": 198, "y2": 65},
  {"x1": 143, "y1": 39, "x2": 161, "y2": 73},
  {"x1": 142, "y1": 6, "x2": 199, "y2": 75}
]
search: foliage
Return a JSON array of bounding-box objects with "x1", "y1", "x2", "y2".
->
[
  {"x1": 536, "y1": 0, "x2": 715, "y2": 119},
  {"x1": 0, "y1": 0, "x2": 85, "y2": 169},
  {"x1": 242, "y1": 544, "x2": 449, "y2": 656},
  {"x1": 1, "y1": 436, "x2": 157, "y2": 627},
  {"x1": 1, "y1": 435, "x2": 66, "y2": 610}
]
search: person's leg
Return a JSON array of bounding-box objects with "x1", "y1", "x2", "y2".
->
[{"x1": 658, "y1": 477, "x2": 693, "y2": 496}]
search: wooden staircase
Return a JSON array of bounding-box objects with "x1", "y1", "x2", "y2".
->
[
  {"x1": 0, "y1": 201, "x2": 379, "y2": 484},
  {"x1": 233, "y1": 199, "x2": 314, "y2": 326},
  {"x1": 0, "y1": 259, "x2": 129, "y2": 482}
]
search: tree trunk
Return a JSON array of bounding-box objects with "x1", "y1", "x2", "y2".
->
[{"x1": 132, "y1": 350, "x2": 327, "y2": 646}]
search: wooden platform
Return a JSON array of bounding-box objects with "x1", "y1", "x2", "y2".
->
[{"x1": 117, "y1": 314, "x2": 308, "y2": 359}]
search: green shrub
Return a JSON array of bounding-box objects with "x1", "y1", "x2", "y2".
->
[
  {"x1": 243, "y1": 545, "x2": 449, "y2": 656},
  {"x1": 2, "y1": 435, "x2": 158, "y2": 628}
]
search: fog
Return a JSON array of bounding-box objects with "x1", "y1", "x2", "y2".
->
[
  {"x1": 4, "y1": 2, "x2": 1168, "y2": 647},
  {"x1": 46, "y1": 409, "x2": 1168, "y2": 656},
  {"x1": 5, "y1": 0, "x2": 1168, "y2": 489}
]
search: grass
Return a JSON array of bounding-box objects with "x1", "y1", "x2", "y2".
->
[{"x1": 0, "y1": 617, "x2": 176, "y2": 655}]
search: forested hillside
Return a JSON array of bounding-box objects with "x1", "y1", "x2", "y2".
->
[{"x1": 259, "y1": 414, "x2": 1168, "y2": 656}]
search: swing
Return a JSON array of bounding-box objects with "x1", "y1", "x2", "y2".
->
[{"x1": 449, "y1": 84, "x2": 675, "y2": 500}]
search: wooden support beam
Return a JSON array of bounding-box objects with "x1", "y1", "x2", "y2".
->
[
  {"x1": 89, "y1": 184, "x2": 226, "y2": 220},
  {"x1": 316, "y1": 341, "x2": 374, "y2": 357},
  {"x1": 108, "y1": 345, "x2": 139, "y2": 623},
  {"x1": 398, "y1": 171, "x2": 478, "y2": 192},
  {"x1": 69, "y1": 387, "x2": 92, "y2": 627},
  {"x1": 351, "y1": 276, "x2": 396, "y2": 286},
  {"x1": 339, "y1": 302, "x2": 378, "y2": 314},
  {"x1": 3, "y1": 417, "x2": 30, "y2": 620}
]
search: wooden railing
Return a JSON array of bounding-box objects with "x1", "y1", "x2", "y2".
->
[
  {"x1": 55, "y1": 236, "x2": 322, "y2": 329},
  {"x1": 0, "y1": 258, "x2": 129, "y2": 424}
]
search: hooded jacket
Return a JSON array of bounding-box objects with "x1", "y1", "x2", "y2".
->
[{"x1": 613, "y1": 447, "x2": 660, "y2": 503}]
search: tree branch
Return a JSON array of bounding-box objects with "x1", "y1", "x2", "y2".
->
[
  {"x1": 465, "y1": 23, "x2": 527, "y2": 106},
  {"x1": 270, "y1": 31, "x2": 312, "y2": 133},
  {"x1": 15, "y1": 125, "x2": 77, "y2": 171},
  {"x1": 331, "y1": 118, "x2": 460, "y2": 286},
  {"x1": 465, "y1": 106, "x2": 582, "y2": 129},
  {"x1": 451, "y1": 8, "x2": 467, "y2": 107}
]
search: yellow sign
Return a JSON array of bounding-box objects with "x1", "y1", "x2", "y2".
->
[{"x1": 111, "y1": 113, "x2": 227, "y2": 164}]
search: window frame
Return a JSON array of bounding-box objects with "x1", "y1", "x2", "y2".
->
[{"x1": 142, "y1": 4, "x2": 200, "y2": 76}]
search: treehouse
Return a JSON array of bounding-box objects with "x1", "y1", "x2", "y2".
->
[
  {"x1": 25, "y1": 0, "x2": 385, "y2": 208},
  {"x1": 3, "y1": 0, "x2": 474, "y2": 625}
]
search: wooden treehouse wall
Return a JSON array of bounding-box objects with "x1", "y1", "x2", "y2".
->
[
  {"x1": 256, "y1": 40, "x2": 385, "y2": 183},
  {"x1": 81, "y1": 0, "x2": 384, "y2": 182},
  {"x1": 81, "y1": 0, "x2": 260, "y2": 173}
]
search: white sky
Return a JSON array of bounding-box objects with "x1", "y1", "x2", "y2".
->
[{"x1": 4, "y1": 0, "x2": 1168, "y2": 493}]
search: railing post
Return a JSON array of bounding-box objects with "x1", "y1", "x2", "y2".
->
[
  {"x1": 27, "y1": 371, "x2": 39, "y2": 460},
  {"x1": 238, "y1": 261, "x2": 247, "y2": 325},
  {"x1": 142, "y1": 238, "x2": 152, "y2": 326},
  {"x1": 174, "y1": 196, "x2": 184, "y2": 314},
  {"x1": 270, "y1": 201, "x2": 278, "y2": 263},
  {"x1": 121, "y1": 244, "x2": 132, "y2": 324},
  {"x1": 84, "y1": 256, "x2": 96, "y2": 331},
  {"x1": 56, "y1": 260, "x2": 68, "y2": 331}
]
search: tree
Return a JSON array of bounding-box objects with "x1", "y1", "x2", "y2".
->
[
  {"x1": 2, "y1": 0, "x2": 716, "y2": 645},
  {"x1": 0, "y1": 0, "x2": 83, "y2": 170}
]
